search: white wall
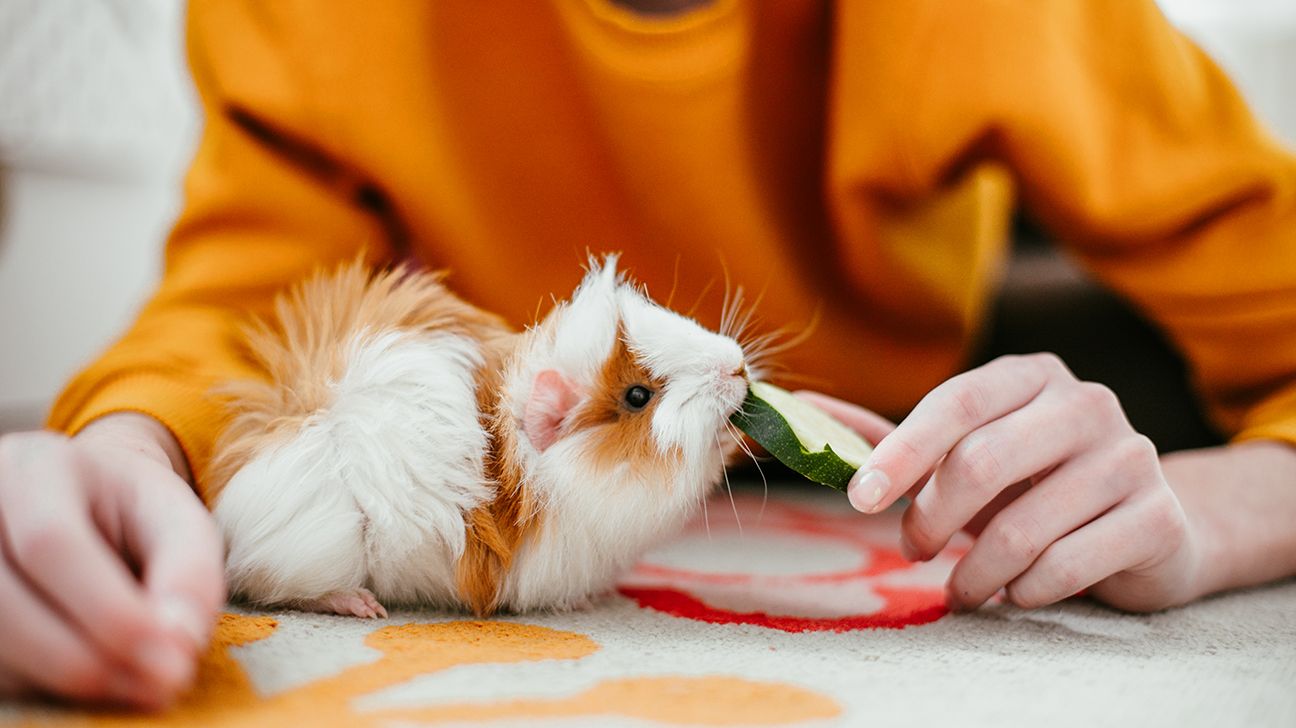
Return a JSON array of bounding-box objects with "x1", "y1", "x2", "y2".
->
[
  {"x1": 0, "y1": 173, "x2": 182, "y2": 419},
  {"x1": 1159, "y1": 0, "x2": 1296, "y2": 147},
  {"x1": 0, "y1": 0, "x2": 196, "y2": 427},
  {"x1": 0, "y1": 0, "x2": 1292, "y2": 430}
]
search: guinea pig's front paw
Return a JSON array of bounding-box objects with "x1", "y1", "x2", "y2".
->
[{"x1": 296, "y1": 588, "x2": 389, "y2": 619}]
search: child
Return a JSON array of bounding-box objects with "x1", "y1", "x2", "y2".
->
[{"x1": 2, "y1": 0, "x2": 1294, "y2": 709}]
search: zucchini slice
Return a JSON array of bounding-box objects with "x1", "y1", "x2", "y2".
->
[{"x1": 730, "y1": 382, "x2": 873, "y2": 491}]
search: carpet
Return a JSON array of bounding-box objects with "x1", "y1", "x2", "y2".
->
[{"x1": 7, "y1": 484, "x2": 1295, "y2": 727}]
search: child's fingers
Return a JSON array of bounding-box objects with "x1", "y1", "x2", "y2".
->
[
  {"x1": 942, "y1": 449, "x2": 1132, "y2": 610},
  {"x1": 0, "y1": 521, "x2": 144, "y2": 705},
  {"x1": 0, "y1": 436, "x2": 192, "y2": 701},
  {"x1": 849, "y1": 355, "x2": 1058, "y2": 514},
  {"x1": 1004, "y1": 492, "x2": 1176, "y2": 609},
  {"x1": 900, "y1": 385, "x2": 1111, "y2": 561},
  {"x1": 0, "y1": 675, "x2": 26, "y2": 702},
  {"x1": 0, "y1": 672, "x2": 20, "y2": 699},
  {"x1": 114, "y1": 459, "x2": 225, "y2": 650}
]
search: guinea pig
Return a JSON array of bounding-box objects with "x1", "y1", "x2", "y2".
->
[{"x1": 207, "y1": 255, "x2": 755, "y2": 617}]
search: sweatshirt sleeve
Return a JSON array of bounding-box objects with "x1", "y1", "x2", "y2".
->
[
  {"x1": 885, "y1": 0, "x2": 1296, "y2": 445},
  {"x1": 47, "y1": 2, "x2": 395, "y2": 490}
]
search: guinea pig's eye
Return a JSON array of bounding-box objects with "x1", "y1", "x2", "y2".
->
[{"x1": 623, "y1": 385, "x2": 653, "y2": 411}]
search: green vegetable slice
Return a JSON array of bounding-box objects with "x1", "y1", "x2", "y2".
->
[{"x1": 730, "y1": 382, "x2": 873, "y2": 491}]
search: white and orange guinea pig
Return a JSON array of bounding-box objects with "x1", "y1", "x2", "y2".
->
[{"x1": 208, "y1": 255, "x2": 756, "y2": 618}]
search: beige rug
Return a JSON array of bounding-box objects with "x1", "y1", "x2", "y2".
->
[{"x1": 7, "y1": 484, "x2": 1295, "y2": 727}]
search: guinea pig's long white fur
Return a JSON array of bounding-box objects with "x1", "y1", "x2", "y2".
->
[{"x1": 209, "y1": 255, "x2": 750, "y2": 617}]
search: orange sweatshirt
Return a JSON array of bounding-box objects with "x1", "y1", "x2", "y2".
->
[{"x1": 49, "y1": 0, "x2": 1296, "y2": 492}]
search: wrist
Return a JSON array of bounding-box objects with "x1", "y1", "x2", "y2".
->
[
  {"x1": 76, "y1": 412, "x2": 193, "y2": 485},
  {"x1": 1161, "y1": 448, "x2": 1237, "y2": 600},
  {"x1": 1172, "y1": 495, "x2": 1219, "y2": 604},
  {"x1": 1161, "y1": 440, "x2": 1296, "y2": 599}
]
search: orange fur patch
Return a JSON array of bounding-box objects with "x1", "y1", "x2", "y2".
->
[
  {"x1": 455, "y1": 329, "x2": 681, "y2": 615},
  {"x1": 209, "y1": 258, "x2": 544, "y2": 616},
  {"x1": 456, "y1": 337, "x2": 542, "y2": 617},
  {"x1": 566, "y1": 329, "x2": 678, "y2": 477},
  {"x1": 207, "y1": 260, "x2": 514, "y2": 505}
]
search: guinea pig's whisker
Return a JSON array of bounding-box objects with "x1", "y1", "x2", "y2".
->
[
  {"x1": 717, "y1": 276, "x2": 731, "y2": 335},
  {"x1": 741, "y1": 304, "x2": 820, "y2": 357},
  {"x1": 741, "y1": 317, "x2": 826, "y2": 384},
  {"x1": 741, "y1": 329, "x2": 781, "y2": 352},
  {"x1": 664, "y1": 253, "x2": 683, "y2": 311},
  {"x1": 714, "y1": 430, "x2": 743, "y2": 536},
  {"x1": 764, "y1": 370, "x2": 833, "y2": 389},
  {"x1": 720, "y1": 284, "x2": 743, "y2": 340},
  {"x1": 728, "y1": 293, "x2": 766, "y2": 347},
  {"x1": 684, "y1": 276, "x2": 718, "y2": 319},
  {"x1": 718, "y1": 256, "x2": 736, "y2": 333},
  {"x1": 722, "y1": 289, "x2": 765, "y2": 348},
  {"x1": 730, "y1": 294, "x2": 763, "y2": 343},
  {"x1": 700, "y1": 475, "x2": 712, "y2": 540},
  {"x1": 740, "y1": 326, "x2": 784, "y2": 355},
  {"x1": 723, "y1": 290, "x2": 741, "y2": 336},
  {"x1": 742, "y1": 328, "x2": 799, "y2": 360},
  {"x1": 725, "y1": 419, "x2": 768, "y2": 525},
  {"x1": 724, "y1": 418, "x2": 762, "y2": 468}
]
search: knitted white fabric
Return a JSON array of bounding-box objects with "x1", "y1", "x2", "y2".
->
[{"x1": 0, "y1": 0, "x2": 195, "y2": 179}]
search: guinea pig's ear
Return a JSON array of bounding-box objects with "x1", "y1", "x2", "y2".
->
[{"x1": 523, "y1": 369, "x2": 581, "y2": 453}]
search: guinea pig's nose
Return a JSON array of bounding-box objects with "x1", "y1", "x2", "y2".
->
[{"x1": 731, "y1": 364, "x2": 748, "y2": 381}]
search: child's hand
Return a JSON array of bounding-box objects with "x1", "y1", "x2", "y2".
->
[
  {"x1": 798, "y1": 353, "x2": 1200, "y2": 613},
  {"x1": 0, "y1": 413, "x2": 225, "y2": 709}
]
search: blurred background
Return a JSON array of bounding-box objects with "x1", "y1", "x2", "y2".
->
[
  {"x1": 0, "y1": 0, "x2": 194, "y2": 431},
  {"x1": 1, "y1": 0, "x2": 1294, "y2": 437}
]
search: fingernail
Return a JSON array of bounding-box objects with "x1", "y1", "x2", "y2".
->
[
  {"x1": 158, "y1": 596, "x2": 209, "y2": 649},
  {"x1": 847, "y1": 469, "x2": 890, "y2": 513},
  {"x1": 135, "y1": 638, "x2": 193, "y2": 690}
]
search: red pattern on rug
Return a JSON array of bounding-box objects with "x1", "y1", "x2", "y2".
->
[{"x1": 618, "y1": 493, "x2": 965, "y2": 632}]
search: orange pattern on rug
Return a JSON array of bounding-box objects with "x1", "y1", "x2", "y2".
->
[{"x1": 22, "y1": 613, "x2": 838, "y2": 727}]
